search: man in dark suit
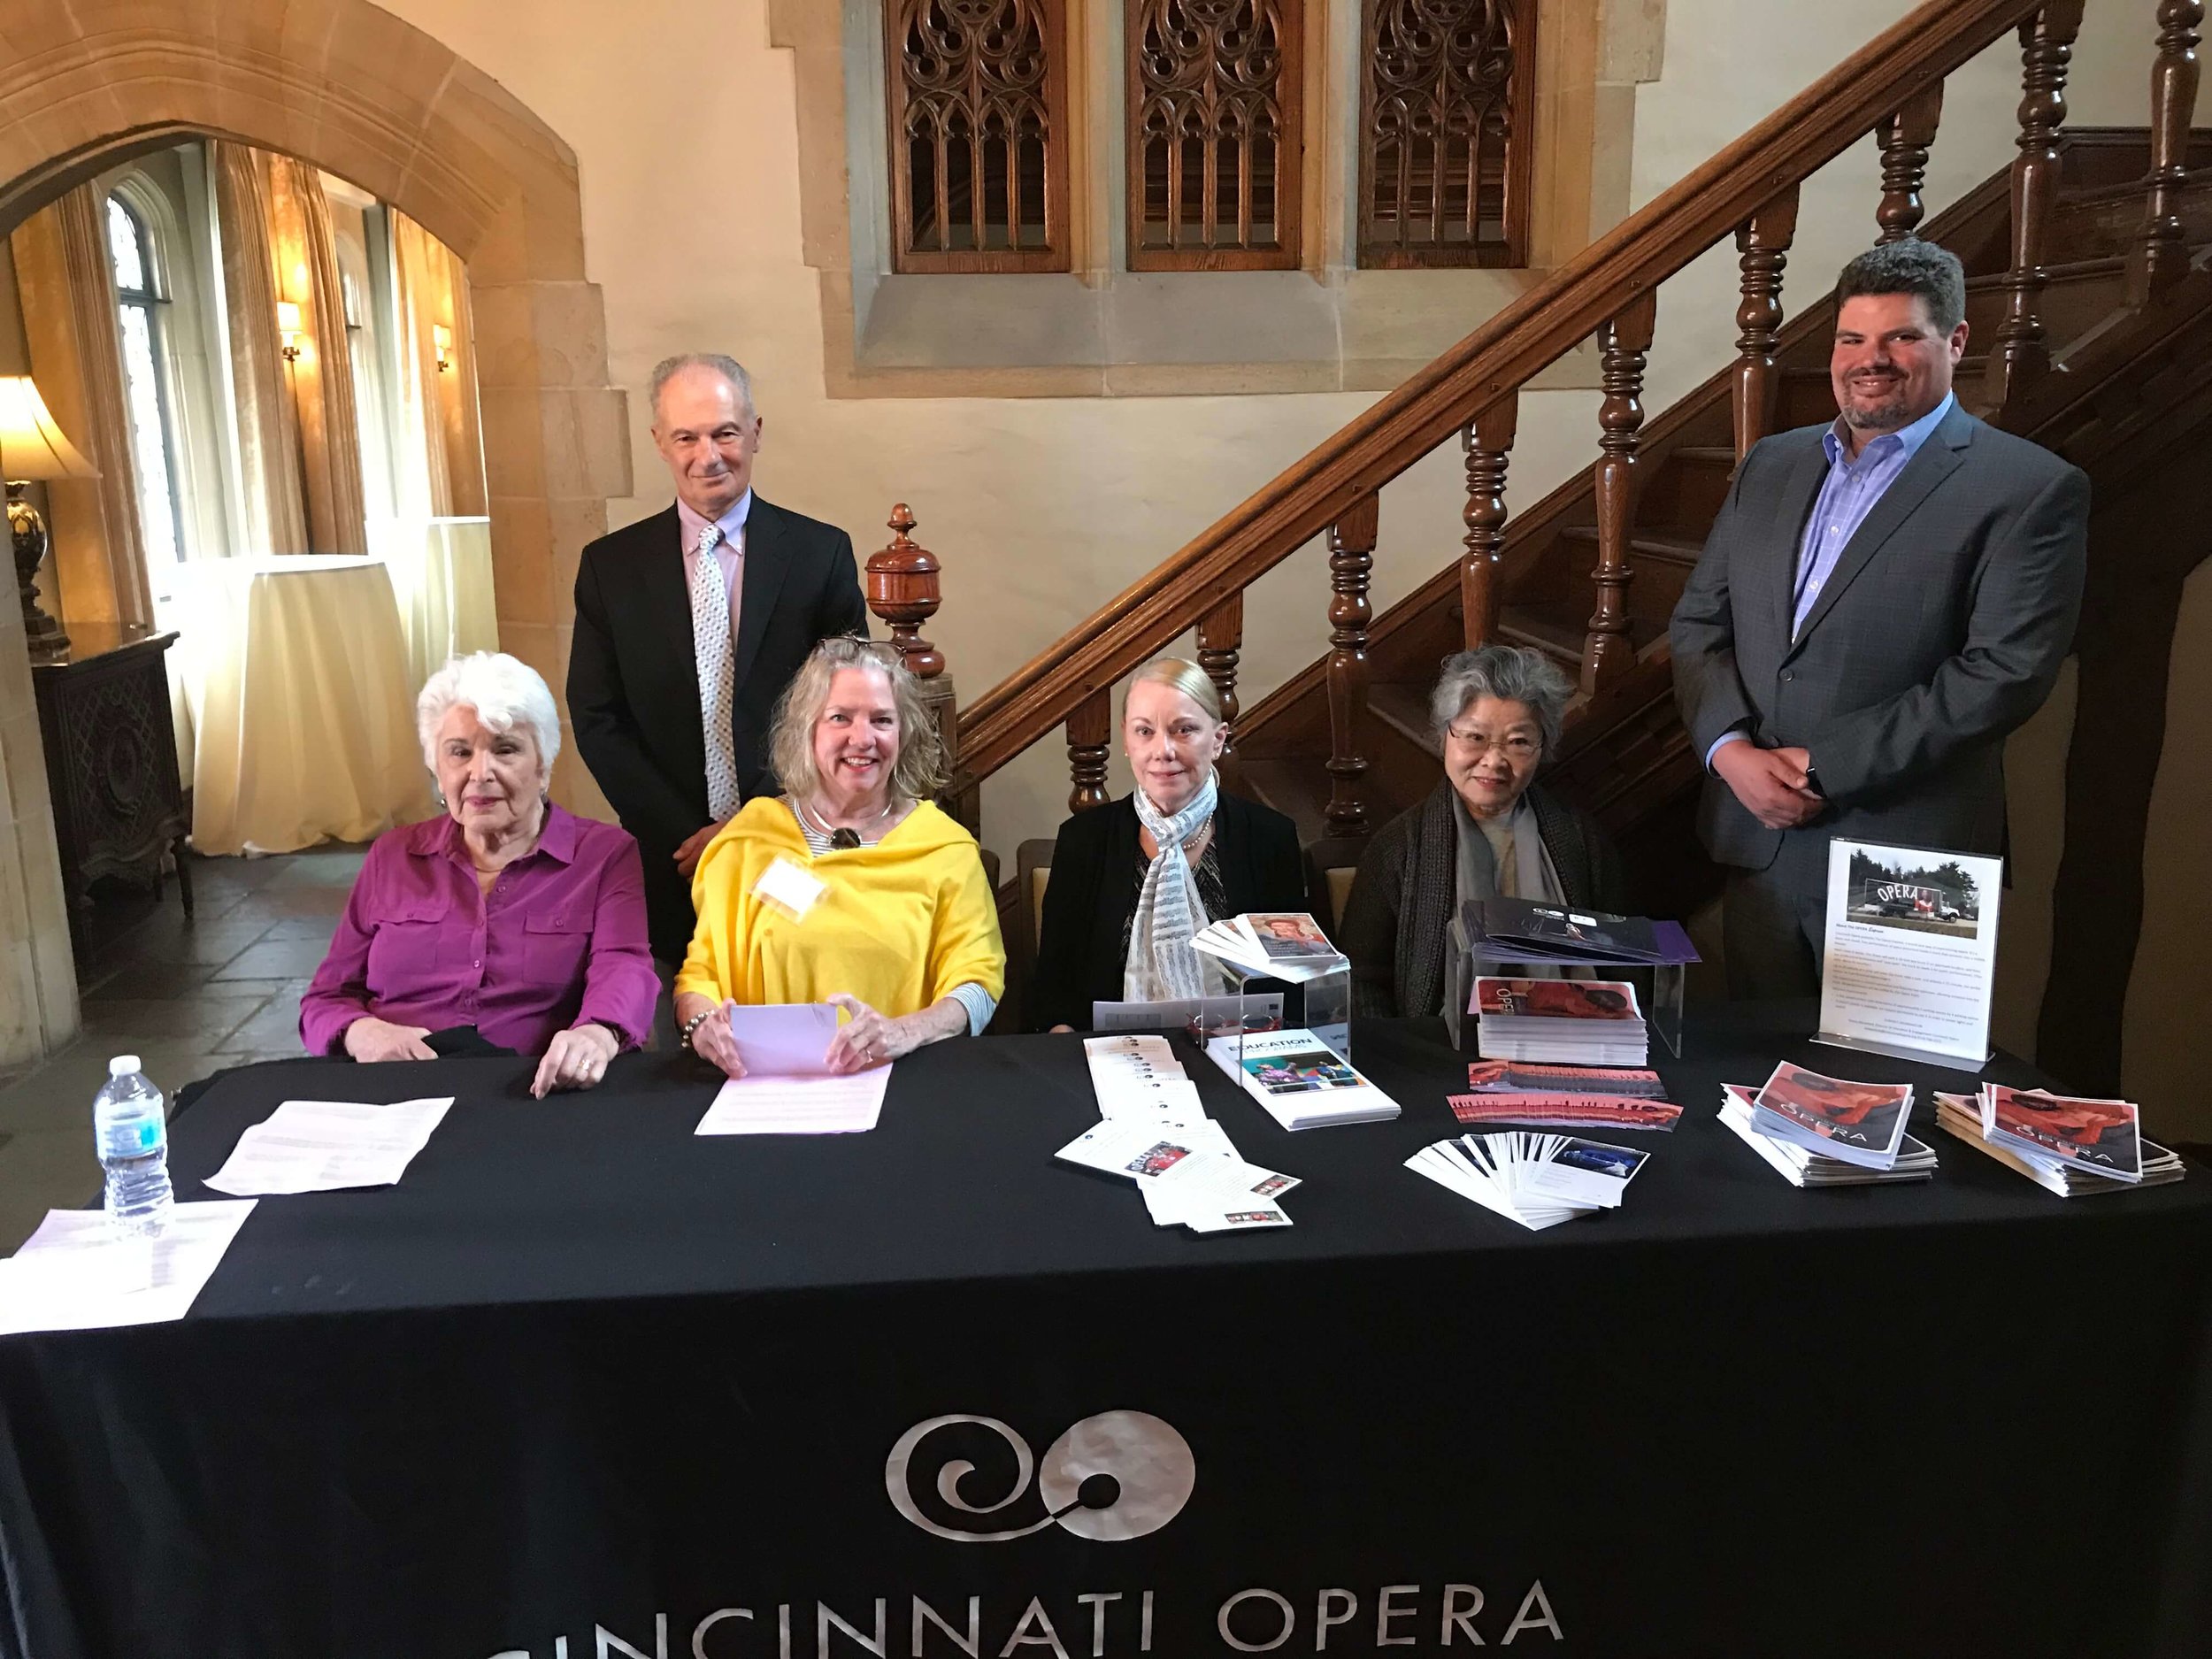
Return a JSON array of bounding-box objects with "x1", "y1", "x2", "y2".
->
[
  {"x1": 1670, "y1": 240, "x2": 2089, "y2": 996},
  {"x1": 568, "y1": 354, "x2": 868, "y2": 964}
]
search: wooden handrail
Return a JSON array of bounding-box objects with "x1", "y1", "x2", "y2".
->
[{"x1": 955, "y1": 0, "x2": 2045, "y2": 787}]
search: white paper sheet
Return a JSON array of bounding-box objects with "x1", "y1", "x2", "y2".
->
[
  {"x1": 725, "y1": 1003, "x2": 842, "y2": 1077},
  {"x1": 0, "y1": 1201, "x2": 257, "y2": 1335},
  {"x1": 695, "y1": 1067, "x2": 890, "y2": 1135},
  {"x1": 204, "y1": 1097, "x2": 453, "y2": 1196},
  {"x1": 1817, "y1": 838, "x2": 2004, "y2": 1069}
]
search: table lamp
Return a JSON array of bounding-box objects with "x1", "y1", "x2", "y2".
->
[{"x1": 0, "y1": 375, "x2": 98, "y2": 659}]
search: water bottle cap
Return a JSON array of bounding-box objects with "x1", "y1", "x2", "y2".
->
[{"x1": 109, "y1": 1055, "x2": 140, "y2": 1077}]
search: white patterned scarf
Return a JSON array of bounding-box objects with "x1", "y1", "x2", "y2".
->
[{"x1": 1123, "y1": 772, "x2": 1221, "y2": 1002}]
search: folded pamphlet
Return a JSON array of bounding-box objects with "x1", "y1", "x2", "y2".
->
[
  {"x1": 1748, "y1": 1061, "x2": 1915, "y2": 1171},
  {"x1": 1204, "y1": 1027, "x2": 1402, "y2": 1129},
  {"x1": 1718, "y1": 1084, "x2": 1935, "y2": 1187},
  {"x1": 1938, "y1": 1087, "x2": 2174, "y2": 1192},
  {"x1": 1405, "y1": 1131, "x2": 1650, "y2": 1231},
  {"x1": 1189, "y1": 912, "x2": 1347, "y2": 984},
  {"x1": 1978, "y1": 1083, "x2": 2147, "y2": 1184}
]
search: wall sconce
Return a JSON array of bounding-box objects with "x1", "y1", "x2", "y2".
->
[
  {"x1": 432, "y1": 324, "x2": 453, "y2": 373},
  {"x1": 276, "y1": 300, "x2": 303, "y2": 363}
]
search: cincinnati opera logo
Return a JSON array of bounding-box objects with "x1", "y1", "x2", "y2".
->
[{"x1": 886, "y1": 1410, "x2": 1196, "y2": 1542}]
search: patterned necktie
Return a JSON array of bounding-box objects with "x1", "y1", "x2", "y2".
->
[{"x1": 688, "y1": 523, "x2": 741, "y2": 819}]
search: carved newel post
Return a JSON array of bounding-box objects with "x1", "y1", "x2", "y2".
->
[{"x1": 866, "y1": 503, "x2": 965, "y2": 820}]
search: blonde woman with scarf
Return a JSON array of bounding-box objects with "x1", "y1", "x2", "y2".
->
[{"x1": 1029, "y1": 659, "x2": 1305, "y2": 1032}]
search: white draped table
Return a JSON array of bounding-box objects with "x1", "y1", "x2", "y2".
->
[{"x1": 172, "y1": 556, "x2": 434, "y2": 856}]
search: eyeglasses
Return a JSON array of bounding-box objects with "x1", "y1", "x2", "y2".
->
[{"x1": 1445, "y1": 728, "x2": 1540, "y2": 759}]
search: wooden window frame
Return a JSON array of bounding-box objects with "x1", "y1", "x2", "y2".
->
[
  {"x1": 885, "y1": 0, "x2": 1073, "y2": 274},
  {"x1": 1125, "y1": 0, "x2": 1304, "y2": 273},
  {"x1": 1356, "y1": 0, "x2": 1537, "y2": 271}
]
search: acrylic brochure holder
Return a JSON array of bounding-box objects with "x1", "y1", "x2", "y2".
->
[
  {"x1": 1443, "y1": 917, "x2": 1685, "y2": 1058},
  {"x1": 1208, "y1": 956, "x2": 1352, "y2": 1069}
]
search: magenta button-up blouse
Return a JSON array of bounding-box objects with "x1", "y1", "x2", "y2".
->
[{"x1": 299, "y1": 803, "x2": 659, "y2": 1057}]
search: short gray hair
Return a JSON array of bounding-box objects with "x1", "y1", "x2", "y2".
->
[
  {"x1": 767, "y1": 636, "x2": 945, "y2": 803},
  {"x1": 417, "y1": 651, "x2": 562, "y2": 776},
  {"x1": 1835, "y1": 239, "x2": 1966, "y2": 334},
  {"x1": 1429, "y1": 644, "x2": 1572, "y2": 757},
  {"x1": 648, "y1": 353, "x2": 757, "y2": 424}
]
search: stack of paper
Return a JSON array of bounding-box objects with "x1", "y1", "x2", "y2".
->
[
  {"x1": 1718, "y1": 1079, "x2": 1935, "y2": 1187},
  {"x1": 1189, "y1": 912, "x2": 1347, "y2": 983},
  {"x1": 1448, "y1": 1060, "x2": 1682, "y2": 1131},
  {"x1": 1933, "y1": 1087, "x2": 2183, "y2": 1194},
  {"x1": 1406, "y1": 1132, "x2": 1650, "y2": 1230},
  {"x1": 1475, "y1": 977, "x2": 1647, "y2": 1066},
  {"x1": 1056, "y1": 1117, "x2": 1301, "y2": 1233},
  {"x1": 1203, "y1": 1027, "x2": 1402, "y2": 1129},
  {"x1": 694, "y1": 1002, "x2": 891, "y2": 1135},
  {"x1": 205, "y1": 1096, "x2": 452, "y2": 1195},
  {"x1": 1742, "y1": 1062, "x2": 1918, "y2": 1171}
]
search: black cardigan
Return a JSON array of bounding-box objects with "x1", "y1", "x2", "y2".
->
[
  {"x1": 1337, "y1": 778, "x2": 1630, "y2": 1019},
  {"x1": 1028, "y1": 792, "x2": 1307, "y2": 1031}
]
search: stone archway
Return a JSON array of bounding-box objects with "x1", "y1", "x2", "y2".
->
[{"x1": 0, "y1": 0, "x2": 626, "y2": 1067}]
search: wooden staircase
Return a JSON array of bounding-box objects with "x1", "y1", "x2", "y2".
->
[
  {"x1": 863, "y1": 0, "x2": 2212, "y2": 1030},
  {"x1": 1225, "y1": 121, "x2": 2212, "y2": 919}
]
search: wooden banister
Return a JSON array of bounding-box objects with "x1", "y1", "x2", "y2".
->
[{"x1": 956, "y1": 0, "x2": 2049, "y2": 789}]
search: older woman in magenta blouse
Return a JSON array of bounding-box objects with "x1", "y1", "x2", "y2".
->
[{"x1": 300, "y1": 652, "x2": 658, "y2": 1096}]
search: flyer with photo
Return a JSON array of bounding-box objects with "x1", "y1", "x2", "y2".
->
[
  {"x1": 1985, "y1": 1085, "x2": 2145, "y2": 1183},
  {"x1": 1818, "y1": 839, "x2": 2004, "y2": 1069},
  {"x1": 1750, "y1": 1061, "x2": 1915, "y2": 1171}
]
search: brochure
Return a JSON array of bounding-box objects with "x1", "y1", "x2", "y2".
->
[{"x1": 1204, "y1": 1027, "x2": 1401, "y2": 1129}]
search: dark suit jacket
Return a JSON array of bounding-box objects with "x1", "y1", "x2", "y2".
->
[
  {"x1": 1027, "y1": 792, "x2": 1306, "y2": 1031},
  {"x1": 1670, "y1": 401, "x2": 2089, "y2": 874},
  {"x1": 567, "y1": 495, "x2": 869, "y2": 958},
  {"x1": 1338, "y1": 779, "x2": 1628, "y2": 1019}
]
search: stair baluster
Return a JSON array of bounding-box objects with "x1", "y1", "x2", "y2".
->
[
  {"x1": 1733, "y1": 188, "x2": 1801, "y2": 462},
  {"x1": 1196, "y1": 594, "x2": 1244, "y2": 745},
  {"x1": 1460, "y1": 394, "x2": 1520, "y2": 650},
  {"x1": 1066, "y1": 687, "x2": 1112, "y2": 812},
  {"x1": 1324, "y1": 493, "x2": 1379, "y2": 836},
  {"x1": 2130, "y1": 1, "x2": 2204, "y2": 305},
  {"x1": 1876, "y1": 82, "x2": 1946, "y2": 242},
  {"x1": 1584, "y1": 291, "x2": 1658, "y2": 693},
  {"x1": 1992, "y1": 0, "x2": 2085, "y2": 408}
]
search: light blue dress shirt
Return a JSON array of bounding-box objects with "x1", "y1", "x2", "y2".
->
[{"x1": 1707, "y1": 392, "x2": 1955, "y2": 769}]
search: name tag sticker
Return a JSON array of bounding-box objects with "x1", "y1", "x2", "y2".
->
[{"x1": 753, "y1": 856, "x2": 827, "y2": 921}]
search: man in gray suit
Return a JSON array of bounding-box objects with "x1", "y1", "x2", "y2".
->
[{"x1": 1671, "y1": 240, "x2": 2089, "y2": 996}]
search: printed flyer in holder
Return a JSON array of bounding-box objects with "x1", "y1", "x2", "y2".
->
[{"x1": 1816, "y1": 838, "x2": 2003, "y2": 1071}]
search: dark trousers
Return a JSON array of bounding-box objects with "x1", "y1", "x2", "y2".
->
[{"x1": 1720, "y1": 832, "x2": 1832, "y2": 1001}]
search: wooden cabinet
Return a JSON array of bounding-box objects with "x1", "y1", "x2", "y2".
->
[{"x1": 30, "y1": 624, "x2": 192, "y2": 923}]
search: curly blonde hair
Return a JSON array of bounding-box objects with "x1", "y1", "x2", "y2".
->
[{"x1": 767, "y1": 637, "x2": 946, "y2": 803}]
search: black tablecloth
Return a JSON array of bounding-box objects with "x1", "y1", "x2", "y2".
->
[{"x1": 2, "y1": 1007, "x2": 2207, "y2": 1659}]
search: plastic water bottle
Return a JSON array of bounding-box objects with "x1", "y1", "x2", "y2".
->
[{"x1": 93, "y1": 1056, "x2": 173, "y2": 1236}]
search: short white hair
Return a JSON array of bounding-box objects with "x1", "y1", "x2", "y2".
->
[
  {"x1": 417, "y1": 652, "x2": 562, "y2": 776},
  {"x1": 649, "y1": 353, "x2": 757, "y2": 424}
]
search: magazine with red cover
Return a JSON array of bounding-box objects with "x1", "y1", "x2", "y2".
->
[
  {"x1": 1750, "y1": 1062, "x2": 1912, "y2": 1164},
  {"x1": 1474, "y1": 979, "x2": 1642, "y2": 1020},
  {"x1": 1985, "y1": 1085, "x2": 2143, "y2": 1182}
]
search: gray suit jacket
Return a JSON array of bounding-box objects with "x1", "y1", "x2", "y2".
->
[{"x1": 1670, "y1": 401, "x2": 2089, "y2": 872}]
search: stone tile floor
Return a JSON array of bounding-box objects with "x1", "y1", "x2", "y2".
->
[{"x1": 0, "y1": 844, "x2": 363, "y2": 1252}]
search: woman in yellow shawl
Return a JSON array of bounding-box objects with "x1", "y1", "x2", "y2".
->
[{"x1": 676, "y1": 638, "x2": 1004, "y2": 1076}]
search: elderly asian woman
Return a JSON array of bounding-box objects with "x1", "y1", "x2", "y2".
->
[
  {"x1": 1339, "y1": 644, "x2": 1629, "y2": 1018},
  {"x1": 676, "y1": 638, "x2": 1004, "y2": 1077},
  {"x1": 1029, "y1": 657, "x2": 1304, "y2": 1031},
  {"x1": 299, "y1": 652, "x2": 659, "y2": 1094}
]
